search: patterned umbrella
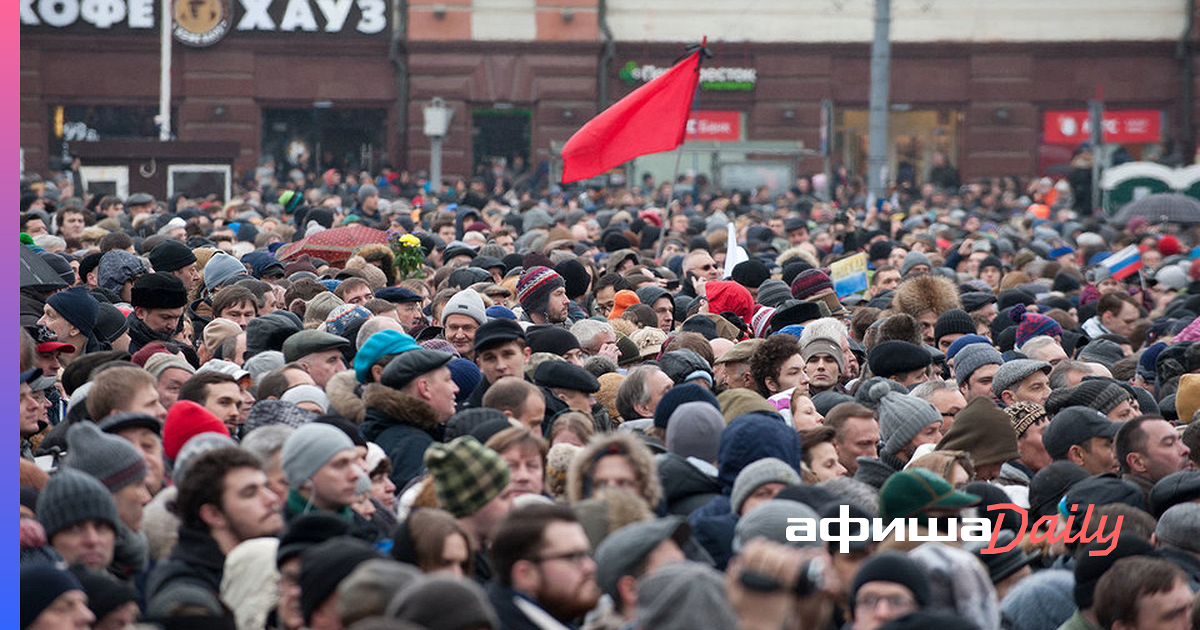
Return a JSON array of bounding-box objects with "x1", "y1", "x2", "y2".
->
[
  {"x1": 275, "y1": 225, "x2": 389, "y2": 263},
  {"x1": 1110, "y1": 193, "x2": 1200, "y2": 225}
]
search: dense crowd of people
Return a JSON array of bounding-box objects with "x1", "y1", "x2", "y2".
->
[{"x1": 17, "y1": 162, "x2": 1200, "y2": 630}]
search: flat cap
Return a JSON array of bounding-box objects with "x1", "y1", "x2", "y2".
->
[
  {"x1": 867, "y1": 340, "x2": 931, "y2": 377},
  {"x1": 595, "y1": 517, "x2": 693, "y2": 601},
  {"x1": 98, "y1": 412, "x2": 162, "y2": 436},
  {"x1": 282, "y1": 330, "x2": 351, "y2": 362},
  {"x1": 714, "y1": 339, "x2": 764, "y2": 365},
  {"x1": 474, "y1": 319, "x2": 525, "y2": 353},
  {"x1": 991, "y1": 359, "x2": 1051, "y2": 398},
  {"x1": 374, "y1": 286, "x2": 423, "y2": 304},
  {"x1": 533, "y1": 360, "x2": 600, "y2": 393},
  {"x1": 380, "y1": 348, "x2": 454, "y2": 390},
  {"x1": 127, "y1": 192, "x2": 155, "y2": 205}
]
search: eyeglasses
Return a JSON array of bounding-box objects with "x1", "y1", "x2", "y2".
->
[
  {"x1": 855, "y1": 594, "x2": 916, "y2": 611},
  {"x1": 533, "y1": 550, "x2": 592, "y2": 566}
]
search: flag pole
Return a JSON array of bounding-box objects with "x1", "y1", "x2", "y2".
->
[{"x1": 655, "y1": 37, "x2": 710, "y2": 264}]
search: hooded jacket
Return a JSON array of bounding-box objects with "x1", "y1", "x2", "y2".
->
[
  {"x1": 656, "y1": 452, "x2": 721, "y2": 517},
  {"x1": 145, "y1": 524, "x2": 231, "y2": 620},
  {"x1": 687, "y1": 412, "x2": 803, "y2": 569},
  {"x1": 567, "y1": 432, "x2": 662, "y2": 508},
  {"x1": 360, "y1": 383, "x2": 445, "y2": 490}
]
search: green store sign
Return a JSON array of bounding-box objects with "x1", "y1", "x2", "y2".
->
[{"x1": 619, "y1": 61, "x2": 756, "y2": 92}]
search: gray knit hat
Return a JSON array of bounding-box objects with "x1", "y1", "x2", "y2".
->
[
  {"x1": 442, "y1": 289, "x2": 487, "y2": 326},
  {"x1": 991, "y1": 359, "x2": 1051, "y2": 399},
  {"x1": 954, "y1": 343, "x2": 1004, "y2": 387},
  {"x1": 281, "y1": 423, "x2": 356, "y2": 489},
  {"x1": 730, "y1": 457, "x2": 801, "y2": 514},
  {"x1": 1154, "y1": 503, "x2": 1200, "y2": 553},
  {"x1": 1077, "y1": 339, "x2": 1126, "y2": 369},
  {"x1": 900, "y1": 250, "x2": 932, "y2": 276},
  {"x1": 635, "y1": 561, "x2": 738, "y2": 630},
  {"x1": 173, "y1": 433, "x2": 239, "y2": 486},
  {"x1": 868, "y1": 382, "x2": 941, "y2": 457},
  {"x1": 36, "y1": 468, "x2": 120, "y2": 538},
  {"x1": 665, "y1": 402, "x2": 725, "y2": 462},
  {"x1": 204, "y1": 252, "x2": 245, "y2": 291},
  {"x1": 755, "y1": 280, "x2": 792, "y2": 309},
  {"x1": 63, "y1": 421, "x2": 147, "y2": 493},
  {"x1": 733, "y1": 499, "x2": 820, "y2": 553}
]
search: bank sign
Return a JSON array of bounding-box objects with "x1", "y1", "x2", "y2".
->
[{"x1": 21, "y1": 0, "x2": 387, "y2": 45}]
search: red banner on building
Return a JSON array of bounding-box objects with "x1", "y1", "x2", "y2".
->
[
  {"x1": 686, "y1": 110, "x2": 741, "y2": 142},
  {"x1": 1043, "y1": 109, "x2": 1162, "y2": 145}
]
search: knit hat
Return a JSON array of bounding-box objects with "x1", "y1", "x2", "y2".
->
[
  {"x1": 447, "y1": 358, "x2": 482, "y2": 404},
  {"x1": 1044, "y1": 379, "x2": 1132, "y2": 416},
  {"x1": 756, "y1": 280, "x2": 792, "y2": 309},
  {"x1": 665, "y1": 402, "x2": 726, "y2": 462},
  {"x1": 1007, "y1": 304, "x2": 1062, "y2": 348},
  {"x1": 790, "y1": 269, "x2": 834, "y2": 300},
  {"x1": 654, "y1": 382, "x2": 720, "y2": 430},
  {"x1": 998, "y1": 569, "x2": 1075, "y2": 630},
  {"x1": 1072, "y1": 537, "x2": 1155, "y2": 609},
  {"x1": 935, "y1": 397, "x2": 1020, "y2": 467},
  {"x1": 173, "y1": 433, "x2": 239, "y2": 486},
  {"x1": 851, "y1": 552, "x2": 931, "y2": 608},
  {"x1": 324, "y1": 304, "x2": 371, "y2": 337},
  {"x1": 423, "y1": 436, "x2": 511, "y2": 518},
  {"x1": 900, "y1": 250, "x2": 932, "y2": 276},
  {"x1": 280, "y1": 384, "x2": 330, "y2": 413},
  {"x1": 868, "y1": 340, "x2": 931, "y2": 378},
  {"x1": 526, "y1": 325, "x2": 582, "y2": 356},
  {"x1": 1077, "y1": 339, "x2": 1126, "y2": 369},
  {"x1": 148, "y1": 240, "x2": 197, "y2": 273},
  {"x1": 36, "y1": 468, "x2": 120, "y2": 538},
  {"x1": 1028, "y1": 461, "x2": 1090, "y2": 521},
  {"x1": 879, "y1": 468, "x2": 980, "y2": 521},
  {"x1": 733, "y1": 499, "x2": 820, "y2": 553},
  {"x1": 204, "y1": 252, "x2": 245, "y2": 291},
  {"x1": 730, "y1": 457, "x2": 802, "y2": 514},
  {"x1": 731, "y1": 260, "x2": 771, "y2": 289},
  {"x1": 21, "y1": 564, "x2": 84, "y2": 629},
  {"x1": 98, "y1": 250, "x2": 147, "y2": 294},
  {"x1": 802, "y1": 336, "x2": 845, "y2": 373},
  {"x1": 991, "y1": 359, "x2": 1051, "y2": 399},
  {"x1": 1004, "y1": 401, "x2": 1048, "y2": 438},
  {"x1": 298, "y1": 537, "x2": 379, "y2": 623},
  {"x1": 64, "y1": 422, "x2": 147, "y2": 492},
  {"x1": 554, "y1": 259, "x2": 591, "y2": 300},
  {"x1": 953, "y1": 343, "x2": 1003, "y2": 387},
  {"x1": 750, "y1": 306, "x2": 776, "y2": 338},
  {"x1": 1154, "y1": 503, "x2": 1200, "y2": 553},
  {"x1": 355, "y1": 329, "x2": 420, "y2": 383},
  {"x1": 442, "y1": 289, "x2": 487, "y2": 326},
  {"x1": 163, "y1": 400, "x2": 231, "y2": 461},
  {"x1": 130, "y1": 272, "x2": 189, "y2": 310},
  {"x1": 46, "y1": 287, "x2": 99, "y2": 339},
  {"x1": 635, "y1": 562, "x2": 738, "y2": 630},
  {"x1": 945, "y1": 334, "x2": 990, "y2": 361},
  {"x1": 516, "y1": 266, "x2": 565, "y2": 314},
  {"x1": 868, "y1": 384, "x2": 942, "y2": 457},
  {"x1": 281, "y1": 423, "x2": 356, "y2": 489},
  {"x1": 609, "y1": 290, "x2": 640, "y2": 318},
  {"x1": 934, "y1": 309, "x2": 975, "y2": 346},
  {"x1": 387, "y1": 576, "x2": 500, "y2": 630}
]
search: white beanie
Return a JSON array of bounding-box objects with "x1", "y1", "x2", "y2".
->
[{"x1": 442, "y1": 289, "x2": 487, "y2": 326}]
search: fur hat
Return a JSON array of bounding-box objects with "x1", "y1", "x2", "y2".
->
[
  {"x1": 891, "y1": 274, "x2": 961, "y2": 317},
  {"x1": 568, "y1": 432, "x2": 662, "y2": 508}
]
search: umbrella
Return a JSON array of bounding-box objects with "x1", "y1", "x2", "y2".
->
[
  {"x1": 1110, "y1": 193, "x2": 1200, "y2": 225},
  {"x1": 21, "y1": 246, "x2": 68, "y2": 293},
  {"x1": 275, "y1": 225, "x2": 390, "y2": 263}
]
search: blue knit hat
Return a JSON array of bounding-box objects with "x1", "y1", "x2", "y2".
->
[
  {"x1": 447, "y1": 358, "x2": 481, "y2": 404},
  {"x1": 204, "y1": 252, "x2": 245, "y2": 291},
  {"x1": 946, "y1": 334, "x2": 991, "y2": 360},
  {"x1": 653, "y1": 382, "x2": 720, "y2": 430},
  {"x1": 354, "y1": 329, "x2": 420, "y2": 383},
  {"x1": 46, "y1": 287, "x2": 99, "y2": 339}
]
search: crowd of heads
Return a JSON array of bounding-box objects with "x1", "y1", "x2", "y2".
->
[{"x1": 17, "y1": 164, "x2": 1200, "y2": 630}]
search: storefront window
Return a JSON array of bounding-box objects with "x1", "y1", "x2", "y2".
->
[
  {"x1": 48, "y1": 104, "x2": 177, "y2": 160},
  {"x1": 834, "y1": 107, "x2": 960, "y2": 190},
  {"x1": 262, "y1": 107, "x2": 387, "y2": 177}
]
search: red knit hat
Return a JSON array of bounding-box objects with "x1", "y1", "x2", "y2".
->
[
  {"x1": 163, "y1": 400, "x2": 230, "y2": 461},
  {"x1": 706, "y1": 281, "x2": 755, "y2": 322},
  {"x1": 1158, "y1": 235, "x2": 1182, "y2": 257}
]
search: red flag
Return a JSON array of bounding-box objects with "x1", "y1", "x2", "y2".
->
[{"x1": 561, "y1": 49, "x2": 704, "y2": 183}]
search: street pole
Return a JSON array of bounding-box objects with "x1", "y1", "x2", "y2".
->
[
  {"x1": 158, "y1": 0, "x2": 171, "y2": 141},
  {"x1": 1088, "y1": 97, "x2": 1104, "y2": 215},
  {"x1": 866, "y1": 0, "x2": 891, "y2": 208},
  {"x1": 424, "y1": 97, "x2": 453, "y2": 196},
  {"x1": 430, "y1": 135, "x2": 443, "y2": 195}
]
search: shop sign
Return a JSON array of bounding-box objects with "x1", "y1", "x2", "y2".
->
[
  {"x1": 21, "y1": 0, "x2": 386, "y2": 35},
  {"x1": 620, "y1": 61, "x2": 756, "y2": 91},
  {"x1": 686, "y1": 110, "x2": 740, "y2": 142},
  {"x1": 1043, "y1": 109, "x2": 1162, "y2": 145}
]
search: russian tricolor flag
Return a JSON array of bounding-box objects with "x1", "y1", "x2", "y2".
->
[{"x1": 1101, "y1": 244, "x2": 1143, "y2": 281}]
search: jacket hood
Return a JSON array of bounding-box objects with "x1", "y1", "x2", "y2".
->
[
  {"x1": 326, "y1": 370, "x2": 365, "y2": 423},
  {"x1": 657, "y1": 453, "x2": 721, "y2": 511},
  {"x1": 717, "y1": 413, "x2": 802, "y2": 491},
  {"x1": 568, "y1": 432, "x2": 663, "y2": 508},
  {"x1": 362, "y1": 383, "x2": 441, "y2": 431}
]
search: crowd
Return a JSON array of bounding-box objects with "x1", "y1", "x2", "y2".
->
[{"x1": 16, "y1": 161, "x2": 1200, "y2": 630}]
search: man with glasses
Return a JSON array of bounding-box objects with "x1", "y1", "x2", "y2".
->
[
  {"x1": 489, "y1": 504, "x2": 601, "y2": 629},
  {"x1": 849, "y1": 552, "x2": 930, "y2": 630}
]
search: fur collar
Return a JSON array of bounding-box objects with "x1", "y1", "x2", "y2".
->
[{"x1": 362, "y1": 383, "x2": 440, "y2": 431}]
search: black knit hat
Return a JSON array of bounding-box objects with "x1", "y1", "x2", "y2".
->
[
  {"x1": 1072, "y1": 536, "x2": 1154, "y2": 609},
  {"x1": 850, "y1": 551, "x2": 930, "y2": 608},
  {"x1": 526, "y1": 325, "x2": 581, "y2": 355},
  {"x1": 298, "y1": 537, "x2": 379, "y2": 623},
  {"x1": 71, "y1": 567, "x2": 138, "y2": 623},
  {"x1": 934, "y1": 309, "x2": 975, "y2": 345},
  {"x1": 867, "y1": 340, "x2": 931, "y2": 377},
  {"x1": 21, "y1": 565, "x2": 84, "y2": 629},
  {"x1": 131, "y1": 272, "x2": 188, "y2": 309},
  {"x1": 148, "y1": 239, "x2": 197, "y2": 273},
  {"x1": 554, "y1": 259, "x2": 591, "y2": 300},
  {"x1": 731, "y1": 260, "x2": 770, "y2": 289},
  {"x1": 276, "y1": 513, "x2": 352, "y2": 568}
]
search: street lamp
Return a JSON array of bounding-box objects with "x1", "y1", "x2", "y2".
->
[{"x1": 423, "y1": 97, "x2": 454, "y2": 195}]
